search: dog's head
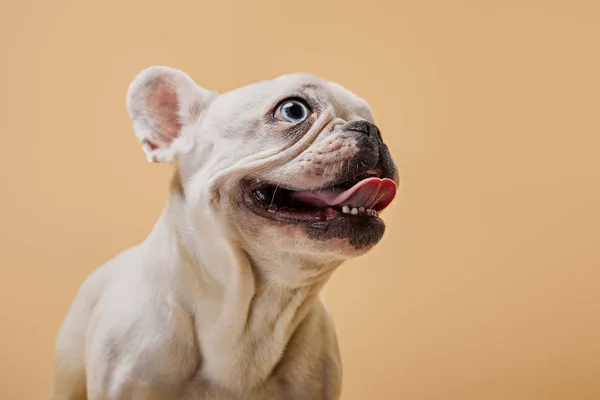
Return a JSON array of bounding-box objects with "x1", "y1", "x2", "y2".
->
[{"x1": 127, "y1": 67, "x2": 398, "y2": 267}]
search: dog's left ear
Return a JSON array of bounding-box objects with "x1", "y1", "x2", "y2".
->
[{"x1": 126, "y1": 66, "x2": 216, "y2": 163}]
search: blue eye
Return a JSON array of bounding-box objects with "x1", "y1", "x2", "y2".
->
[{"x1": 275, "y1": 100, "x2": 310, "y2": 123}]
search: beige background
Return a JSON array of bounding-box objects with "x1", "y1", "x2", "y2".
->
[{"x1": 1, "y1": 0, "x2": 599, "y2": 399}]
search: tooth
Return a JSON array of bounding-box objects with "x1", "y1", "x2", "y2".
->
[
  {"x1": 359, "y1": 207, "x2": 365, "y2": 213},
  {"x1": 351, "y1": 208, "x2": 359, "y2": 215},
  {"x1": 342, "y1": 206, "x2": 350, "y2": 214}
]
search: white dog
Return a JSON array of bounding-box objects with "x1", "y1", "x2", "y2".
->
[{"x1": 51, "y1": 66, "x2": 398, "y2": 400}]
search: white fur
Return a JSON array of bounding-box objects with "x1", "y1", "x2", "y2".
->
[{"x1": 51, "y1": 66, "x2": 393, "y2": 400}]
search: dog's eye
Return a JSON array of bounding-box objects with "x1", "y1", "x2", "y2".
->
[{"x1": 274, "y1": 100, "x2": 309, "y2": 123}]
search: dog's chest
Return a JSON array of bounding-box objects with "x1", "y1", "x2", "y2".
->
[
  {"x1": 178, "y1": 312, "x2": 342, "y2": 399},
  {"x1": 179, "y1": 369, "x2": 339, "y2": 400}
]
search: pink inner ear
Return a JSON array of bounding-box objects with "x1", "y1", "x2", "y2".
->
[{"x1": 146, "y1": 78, "x2": 182, "y2": 144}]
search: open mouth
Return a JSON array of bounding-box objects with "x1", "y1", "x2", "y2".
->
[{"x1": 245, "y1": 169, "x2": 397, "y2": 222}]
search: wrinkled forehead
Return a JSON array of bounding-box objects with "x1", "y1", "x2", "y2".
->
[{"x1": 212, "y1": 73, "x2": 374, "y2": 122}]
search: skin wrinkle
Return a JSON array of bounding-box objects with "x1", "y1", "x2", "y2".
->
[
  {"x1": 206, "y1": 111, "x2": 337, "y2": 210},
  {"x1": 321, "y1": 356, "x2": 331, "y2": 400}
]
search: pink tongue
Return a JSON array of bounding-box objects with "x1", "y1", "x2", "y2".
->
[{"x1": 293, "y1": 177, "x2": 397, "y2": 212}]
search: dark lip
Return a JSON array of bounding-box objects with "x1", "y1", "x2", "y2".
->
[{"x1": 242, "y1": 164, "x2": 389, "y2": 225}]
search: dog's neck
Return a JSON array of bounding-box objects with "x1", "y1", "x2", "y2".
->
[{"x1": 143, "y1": 174, "x2": 341, "y2": 392}]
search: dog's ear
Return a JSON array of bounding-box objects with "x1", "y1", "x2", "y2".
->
[{"x1": 126, "y1": 66, "x2": 216, "y2": 163}]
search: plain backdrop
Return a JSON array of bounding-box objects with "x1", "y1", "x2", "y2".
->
[{"x1": 1, "y1": 0, "x2": 599, "y2": 399}]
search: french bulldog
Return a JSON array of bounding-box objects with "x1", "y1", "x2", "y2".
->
[{"x1": 51, "y1": 66, "x2": 398, "y2": 400}]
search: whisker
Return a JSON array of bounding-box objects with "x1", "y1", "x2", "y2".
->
[
  {"x1": 333, "y1": 162, "x2": 339, "y2": 189},
  {"x1": 270, "y1": 180, "x2": 281, "y2": 207},
  {"x1": 322, "y1": 164, "x2": 329, "y2": 190}
]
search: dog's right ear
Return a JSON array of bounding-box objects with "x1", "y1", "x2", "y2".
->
[{"x1": 126, "y1": 66, "x2": 217, "y2": 164}]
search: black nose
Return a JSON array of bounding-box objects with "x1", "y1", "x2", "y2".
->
[{"x1": 345, "y1": 120, "x2": 382, "y2": 141}]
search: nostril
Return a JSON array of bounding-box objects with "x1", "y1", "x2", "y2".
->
[
  {"x1": 374, "y1": 126, "x2": 383, "y2": 142},
  {"x1": 345, "y1": 120, "x2": 376, "y2": 137}
]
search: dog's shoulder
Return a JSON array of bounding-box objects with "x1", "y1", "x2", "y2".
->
[
  {"x1": 87, "y1": 245, "x2": 197, "y2": 353},
  {"x1": 57, "y1": 246, "x2": 140, "y2": 340},
  {"x1": 84, "y1": 249, "x2": 200, "y2": 393}
]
